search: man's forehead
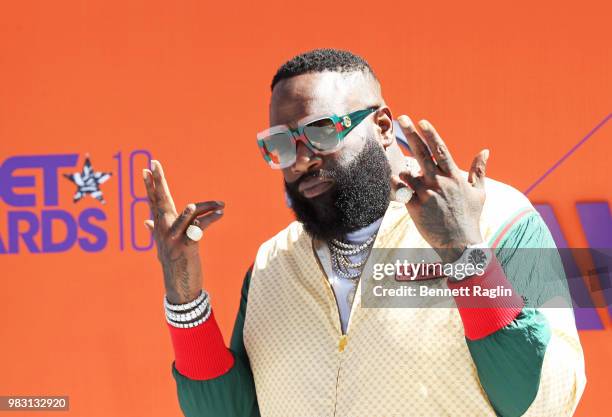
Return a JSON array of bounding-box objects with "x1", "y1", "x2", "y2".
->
[{"x1": 269, "y1": 71, "x2": 380, "y2": 127}]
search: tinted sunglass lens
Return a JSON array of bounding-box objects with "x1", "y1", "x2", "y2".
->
[
  {"x1": 263, "y1": 132, "x2": 295, "y2": 167},
  {"x1": 303, "y1": 118, "x2": 339, "y2": 150}
]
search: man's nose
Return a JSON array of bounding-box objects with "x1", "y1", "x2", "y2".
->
[{"x1": 292, "y1": 141, "x2": 323, "y2": 174}]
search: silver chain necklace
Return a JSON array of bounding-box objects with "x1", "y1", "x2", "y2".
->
[{"x1": 328, "y1": 233, "x2": 377, "y2": 280}]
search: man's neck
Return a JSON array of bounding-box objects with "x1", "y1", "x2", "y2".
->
[{"x1": 342, "y1": 216, "x2": 384, "y2": 244}]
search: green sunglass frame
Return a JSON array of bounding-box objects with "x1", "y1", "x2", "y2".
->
[{"x1": 256, "y1": 107, "x2": 378, "y2": 169}]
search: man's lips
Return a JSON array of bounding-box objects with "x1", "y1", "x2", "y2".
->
[{"x1": 298, "y1": 176, "x2": 334, "y2": 198}]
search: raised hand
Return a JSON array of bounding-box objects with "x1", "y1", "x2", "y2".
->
[
  {"x1": 392, "y1": 115, "x2": 489, "y2": 262},
  {"x1": 143, "y1": 160, "x2": 225, "y2": 304}
]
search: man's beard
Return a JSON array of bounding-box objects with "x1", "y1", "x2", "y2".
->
[{"x1": 284, "y1": 137, "x2": 392, "y2": 241}]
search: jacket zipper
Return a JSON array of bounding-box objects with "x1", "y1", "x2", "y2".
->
[{"x1": 310, "y1": 237, "x2": 377, "y2": 416}]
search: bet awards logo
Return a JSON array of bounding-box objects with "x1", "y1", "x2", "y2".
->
[
  {"x1": 0, "y1": 151, "x2": 153, "y2": 254},
  {"x1": 64, "y1": 156, "x2": 112, "y2": 204}
]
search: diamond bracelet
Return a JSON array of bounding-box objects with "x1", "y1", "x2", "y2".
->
[
  {"x1": 164, "y1": 289, "x2": 212, "y2": 329},
  {"x1": 166, "y1": 303, "x2": 212, "y2": 329},
  {"x1": 164, "y1": 290, "x2": 208, "y2": 312},
  {"x1": 165, "y1": 299, "x2": 210, "y2": 322}
]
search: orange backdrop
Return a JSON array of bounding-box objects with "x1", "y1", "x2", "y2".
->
[{"x1": 1, "y1": 0, "x2": 610, "y2": 416}]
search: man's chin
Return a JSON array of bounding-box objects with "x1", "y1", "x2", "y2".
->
[{"x1": 285, "y1": 136, "x2": 392, "y2": 241}]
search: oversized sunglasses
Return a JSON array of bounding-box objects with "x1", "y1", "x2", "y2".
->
[{"x1": 256, "y1": 107, "x2": 378, "y2": 169}]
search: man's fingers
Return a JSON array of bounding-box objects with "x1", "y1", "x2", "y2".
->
[
  {"x1": 398, "y1": 171, "x2": 426, "y2": 197},
  {"x1": 468, "y1": 149, "x2": 490, "y2": 189},
  {"x1": 169, "y1": 203, "x2": 197, "y2": 239},
  {"x1": 144, "y1": 219, "x2": 154, "y2": 231},
  {"x1": 390, "y1": 174, "x2": 408, "y2": 191},
  {"x1": 397, "y1": 115, "x2": 438, "y2": 178},
  {"x1": 180, "y1": 210, "x2": 224, "y2": 246},
  {"x1": 143, "y1": 169, "x2": 157, "y2": 210},
  {"x1": 169, "y1": 201, "x2": 225, "y2": 240},
  {"x1": 150, "y1": 160, "x2": 177, "y2": 216},
  {"x1": 417, "y1": 120, "x2": 459, "y2": 175},
  {"x1": 194, "y1": 208, "x2": 224, "y2": 230}
]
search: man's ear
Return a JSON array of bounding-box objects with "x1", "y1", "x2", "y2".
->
[{"x1": 374, "y1": 106, "x2": 394, "y2": 149}]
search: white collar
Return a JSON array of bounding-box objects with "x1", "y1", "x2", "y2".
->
[{"x1": 344, "y1": 216, "x2": 384, "y2": 243}]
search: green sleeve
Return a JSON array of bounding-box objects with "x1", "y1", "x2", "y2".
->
[
  {"x1": 467, "y1": 308, "x2": 550, "y2": 417},
  {"x1": 467, "y1": 212, "x2": 568, "y2": 417},
  {"x1": 172, "y1": 268, "x2": 261, "y2": 417}
]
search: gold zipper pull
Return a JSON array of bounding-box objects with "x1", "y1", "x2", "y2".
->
[{"x1": 338, "y1": 335, "x2": 348, "y2": 352}]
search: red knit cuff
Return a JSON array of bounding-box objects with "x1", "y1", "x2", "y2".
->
[
  {"x1": 447, "y1": 256, "x2": 524, "y2": 340},
  {"x1": 167, "y1": 309, "x2": 235, "y2": 380}
]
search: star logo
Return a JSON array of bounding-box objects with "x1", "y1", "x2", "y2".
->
[{"x1": 64, "y1": 155, "x2": 112, "y2": 204}]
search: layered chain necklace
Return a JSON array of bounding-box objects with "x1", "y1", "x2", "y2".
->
[{"x1": 328, "y1": 233, "x2": 377, "y2": 280}]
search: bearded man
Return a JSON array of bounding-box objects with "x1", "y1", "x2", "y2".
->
[{"x1": 143, "y1": 49, "x2": 585, "y2": 417}]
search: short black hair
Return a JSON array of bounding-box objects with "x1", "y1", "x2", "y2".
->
[{"x1": 271, "y1": 48, "x2": 377, "y2": 91}]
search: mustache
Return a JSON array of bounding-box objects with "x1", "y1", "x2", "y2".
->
[{"x1": 287, "y1": 168, "x2": 337, "y2": 189}]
